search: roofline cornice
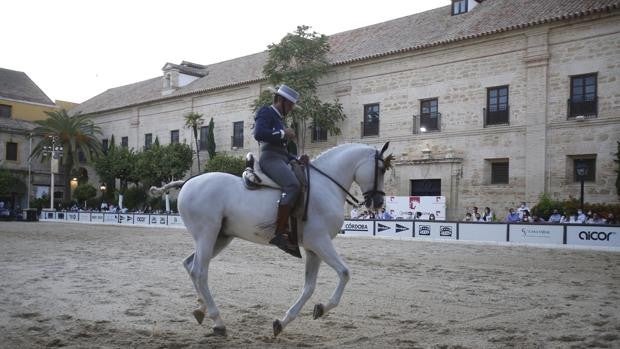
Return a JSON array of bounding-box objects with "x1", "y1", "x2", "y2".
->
[{"x1": 0, "y1": 96, "x2": 58, "y2": 108}]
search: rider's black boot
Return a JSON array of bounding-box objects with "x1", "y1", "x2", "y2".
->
[{"x1": 269, "y1": 204, "x2": 302, "y2": 258}]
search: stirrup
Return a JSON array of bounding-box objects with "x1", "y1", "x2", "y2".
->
[{"x1": 269, "y1": 234, "x2": 302, "y2": 258}]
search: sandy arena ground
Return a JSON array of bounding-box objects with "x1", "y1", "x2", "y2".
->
[{"x1": 0, "y1": 221, "x2": 619, "y2": 348}]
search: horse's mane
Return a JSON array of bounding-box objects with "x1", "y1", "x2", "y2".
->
[{"x1": 312, "y1": 143, "x2": 369, "y2": 161}]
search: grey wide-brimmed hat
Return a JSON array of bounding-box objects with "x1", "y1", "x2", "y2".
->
[{"x1": 269, "y1": 84, "x2": 300, "y2": 104}]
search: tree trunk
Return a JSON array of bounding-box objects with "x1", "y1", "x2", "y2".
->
[{"x1": 193, "y1": 127, "x2": 201, "y2": 173}]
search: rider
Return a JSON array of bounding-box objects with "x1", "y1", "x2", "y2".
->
[{"x1": 253, "y1": 84, "x2": 302, "y2": 258}]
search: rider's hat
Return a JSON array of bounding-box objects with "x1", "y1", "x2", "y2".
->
[{"x1": 271, "y1": 84, "x2": 300, "y2": 105}]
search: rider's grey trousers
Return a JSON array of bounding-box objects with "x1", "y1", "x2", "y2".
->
[{"x1": 259, "y1": 144, "x2": 300, "y2": 206}]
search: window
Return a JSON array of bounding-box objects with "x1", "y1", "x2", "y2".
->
[
  {"x1": 170, "y1": 130, "x2": 179, "y2": 144},
  {"x1": 491, "y1": 161, "x2": 509, "y2": 184},
  {"x1": 5, "y1": 142, "x2": 18, "y2": 161},
  {"x1": 362, "y1": 103, "x2": 380, "y2": 137},
  {"x1": 569, "y1": 73, "x2": 597, "y2": 118},
  {"x1": 420, "y1": 98, "x2": 440, "y2": 132},
  {"x1": 311, "y1": 125, "x2": 327, "y2": 142},
  {"x1": 572, "y1": 157, "x2": 596, "y2": 182},
  {"x1": 232, "y1": 121, "x2": 244, "y2": 148},
  {"x1": 102, "y1": 139, "x2": 109, "y2": 154},
  {"x1": 144, "y1": 133, "x2": 152, "y2": 150},
  {"x1": 410, "y1": 179, "x2": 441, "y2": 196},
  {"x1": 0, "y1": 104, "x2": 11, "y2": 118},
  {"x1": 485, "y1": 86, "x2": 509, "y2": 126},
  {"x1": 199, "y1": 126, "x2": 209, "y2": 150},
  {"x1": 452, "y1": 0, "x2": 468, "y2": 15},
  {"x1": 121, "y1": 136, "x2": 129, "y2": 148}
]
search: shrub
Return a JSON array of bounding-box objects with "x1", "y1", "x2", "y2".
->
[
  {"x1": 204, "y1": 154, "x2": 245, "y2": 177},
  {"x1": 532, "y1": 193, "x2": 620, "y2": 220}
]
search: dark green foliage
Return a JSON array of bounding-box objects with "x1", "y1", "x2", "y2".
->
[
  {"x1": 0, "y1": 167, "x2": 19, "y2": 195},
  {"x1": 532, "y1": 193, "x2": 620, "y2": 220},
  {"x1": 135, "y1": 142, "x2": 193, "y2": 187},
  {"x1": 73, "y1": 183, "x2": 97, "y2": 203},
  {"x1": 123, "y1": 186, "x2": 148, "y2": 211},
  {"x1": 204, "y1": 154, "x2": 246, "y2": 177},
  {"x1": 184, "y1": 112, "x2": 204, "y2": 173},
  {"x1": 206, "y1": 117, "x2": 216, "y2": 160},
  {"x1": 94, "y1": 142, "x2": 139, "y2": 194},
  {"x1": 253, "y1": 25, "x2": 346, "y2": 154}
]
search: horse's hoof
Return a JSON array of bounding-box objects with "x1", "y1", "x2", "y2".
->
[
  {"x1": 193, "y1": 309, "x2": 205, "y2": 324},
  {"x1": 313, "y1": 303, "x2": 324, "y2": 319},
  {"x1": 213, "y1": 326, "x2": 227, "y2": 336},
  {"x1": 273, "y1": 319, "x2": 283, "y2": 337}
]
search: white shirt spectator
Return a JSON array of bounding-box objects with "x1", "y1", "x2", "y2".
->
[{"x1": 350, "y1": 208, "x2": 359, "y2": 219}]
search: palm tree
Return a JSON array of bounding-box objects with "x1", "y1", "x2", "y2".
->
[
  {"x1": 184, "y1": 112, "x2": 204, "y2": 174},
  {"x1": 30, "y1": 109, "x2": 103, "y2": 202}
]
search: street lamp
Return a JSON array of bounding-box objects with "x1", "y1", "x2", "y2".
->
[
  {"x1": 100, "y1": 183, "x2": 107, "y2": 210},
  {"x1": 42, "y1": 136, "x2": 63, "y2": 210},
  {"x1": 575, "y1": 160, "x2": 589, "y2": 211}
]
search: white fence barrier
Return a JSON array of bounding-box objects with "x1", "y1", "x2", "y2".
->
[{"x1": 37, "y1": 211, "x2": 619, "y2": 250}]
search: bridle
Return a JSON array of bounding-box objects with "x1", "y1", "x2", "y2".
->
[{"x1": 308, "y1": 149, "x2": 386, "y2": 208}]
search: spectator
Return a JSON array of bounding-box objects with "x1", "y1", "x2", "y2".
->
[
  {"x1": 517, "y1": 202, "x2": 530, "y2": 220},
  {"x1": 482, "y1": 207, "x2": 494, "y2": 222},
  {"x1": 429, "y1": 213, "x2": 436, "y2": 221},
  {"x1": 567, "y1": 212, "x2": 580, "y2": 223},
  {"x1": 463, "y1": 212, "x2": 472, "y2": 221},
  {"x1": 586, "y1": 212, "x2": 605, "y2": 224},
  {"x1": 472, "y1": 206, "x2": 480, "y2": 217},
  {"x1": 415, "y1": 212, "x2": 422, "y2": 220},
  {"x1": 548, "y1": 209, "x2": 562, "y2": 223},
  {"x1": 350, "y1": 207, "x2": 359, "y2": 219},
  {"x1": 521, "y1": 210, "x2": 531, "y2": 223},
  {"x1": 380, "y1": 208, "x2": 392, "y2": 220},
  {"x1": 559, "y1": 211, "x2": 569, "y2": 223},
  {"x1": 531, "y1": 215, "x2": 545, "y2": 223},
  {"x1": 577, "y1": 209, "x2": 587, "y2": 223},
  {"x1": 606, "y1": 213, "x2": 616, "y2": 225},
  {"x1": 504, "y1": 208, "x2": 520, "y2": 223},
  {"x1": 474, "y1": 212, "x2": 482, "y2": 222}
]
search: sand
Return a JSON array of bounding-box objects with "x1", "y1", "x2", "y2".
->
[{"x1": 0, "y1": 221, "x2": 618, "y2": 349}]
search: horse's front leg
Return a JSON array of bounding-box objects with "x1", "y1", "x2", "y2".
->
[
  {"x1": 273, "y1": 250, "x2": 321, "y2": 337},
  {"x1": 309, "y1": 237, "x2": 350, "y2": 320}
]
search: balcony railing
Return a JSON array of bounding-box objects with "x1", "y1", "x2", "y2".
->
[
  {"x1": 567, "y1": 97, "x2": 597, "y2": 119},
  {"x1": 231, "y1": 135, "x2": 243, "y2": 149},
  {"x1": 413, "y1": 112, "x2": 441, "y2": 134},
  {"x1": 361, "y1": 121, "x2": 379, "y2": 137},
  {"x1": 483, "y1": 106, "x2": 509, "y2": 127}
]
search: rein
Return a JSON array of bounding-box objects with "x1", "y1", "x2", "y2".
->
[{"x1": 308, "y1": 150, "x2": 386, "y2": 208}]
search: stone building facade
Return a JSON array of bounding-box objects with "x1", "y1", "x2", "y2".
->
[{"x1": 73, "y1": 0, "x2": 620, "y2": 219}]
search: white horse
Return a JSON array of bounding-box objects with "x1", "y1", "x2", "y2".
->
[{"x1": 151, "y1": 142, "x2": 391, "y2": 337}]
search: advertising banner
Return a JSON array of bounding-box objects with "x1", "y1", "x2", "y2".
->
[
  {"x1": 385, "y1": 196, "x2": 446, "y2": 220},
  {"x1": 134, "y1": 214, "x2": 150, "y2": 226},
  {"x1": 103, "y1": 213, "x2": 119, "y2": 223},
  {"x1": 150, "y1": 215, "x2": 168, "y2": 226},
  {"x1": 374, "y1": 220, "x2": 414, "y2": 238},
  {"x1": 509, "y1": 224, "x2": 563, "y2": 245},
  {"x1": 79, "y1": 212, "x2": 91, "y2": 222},
  {"x1": 168, "y1": 215, "x2": 185, "y2": 227},
  {"x1": 341, "y1": 220, "x2": 374, "y2": 236},
  {"x1": 566, "y1": 225, "x2": 620, "y2": 247},
  {"x1": 41, "y1": 211, "x2": 56, "y2": 220},
  {"x1": 118, "y1": 214, "x2": 134, "y2": 225},
  {"x1": 56, "y1": 212, "x2": 66, "y2": 220},
  {"x1": 65, "y1": 212, "x2": 79, "y2": 222},
  {"x1": 459, "y1": 223, "x2": 507, "y2": 242},
  {"x1": 413, "y1": 222, "x2": 457, "y2": 240},
  {"x1": 90, "y1": 212, "x2": 104, "y2": 223}
]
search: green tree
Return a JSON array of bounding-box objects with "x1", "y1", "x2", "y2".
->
[
  {"x1": 206, "y1": 117, "x2": 217, "y2": 160},
  {"x1": 136, "y1": 142, "x2": 193, "y2": 187},
  {"x1": 73, "y1": 183, "x2": 97, "y2": 207},
  {"x1": 253, "y1": 25, "x2": 346, "y2": 154},
  {"x1": 204, "y1": 154, "x2": 245, "y2": 176},
  {"x1": 30, "y1": 109, "x2": 103, "y2": 200},
  {"x1": 0, "y1": 166, "x2": 19, "y2": 196},
  {"x1": 184, "y1": 112, "x2": 204, "y2": 174},
  {"x1": 93, "y1": 138, "x2": 138, "y2": 195}
]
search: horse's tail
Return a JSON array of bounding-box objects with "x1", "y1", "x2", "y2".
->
[{"x1": 149, "y1": 180, "x2": 185, "y2": 196}]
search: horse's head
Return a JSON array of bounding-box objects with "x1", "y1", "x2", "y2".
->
[{"x1": 355, "y1": 142, "x2": 393, "y2": 210}]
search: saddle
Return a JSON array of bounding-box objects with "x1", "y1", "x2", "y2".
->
[{"x1": 242, "y1": 153, "x2": 309, "y2": 245}]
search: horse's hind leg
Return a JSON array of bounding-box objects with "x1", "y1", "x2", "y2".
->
[
  {"x1": 273, "y1": 250, "x2": 321, "y2": 337},
  {"x1": 185, "y1": 233, "x2": 230, "y2": 335},
  {"x1": 309, "y1": 237, "x2": 350, "y2": 320}
]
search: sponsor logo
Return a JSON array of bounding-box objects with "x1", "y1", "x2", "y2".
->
[
  {"x1": 151, "y1": 217, "x2": 157, "y2": 224},
  {"x1": 521, "y1": 228, "x2": 551, "y2": 239},
  {"x1": 136, "y1": 216, "x2": 146, "y2": 223},
  {"x1": 396, "y1": 224, "x2": 408, "y2": 233},
  {"x1": 91, "y1": 214, "x2": 103, "y2": 220},
  {"x1": 418, "y1": 225, "x2": 430, "y2": 236},
  {"x1": 46, "y1": 212, "x2": 54, "y2": 219},
  {"x1": 377, "y1": 223, "x2": 390, "y2": 232},
  {"x1": 68, "y1": 214, "x2": 77, "y2": 220},
  {"x1": 440, "y1": 225, "x2": 453, "y2": 237},
  {"x1": 57, "y1": 213, "x2": 65, "y2": 219},
  {"x1": 344, "y1": 223, "x2": 369, "y2": 231},
  {"x1": 159, "y1": 217, "x2": 166, "y2": 224},
  {"x1": 579, "y1": 231, "x2": 616, "y2": 241}
]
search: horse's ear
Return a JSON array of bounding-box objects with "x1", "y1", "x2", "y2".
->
[{"x1": 380, "y1": 141, "x2": 390, "y2": 156}]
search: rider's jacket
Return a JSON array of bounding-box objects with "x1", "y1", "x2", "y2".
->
[{"x1": 254, "y1": 105, "x2": 287, "y2": 148}]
